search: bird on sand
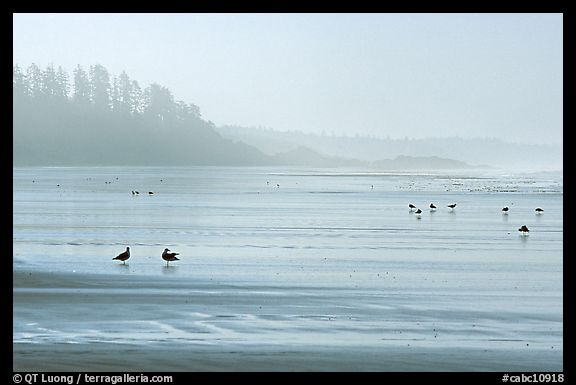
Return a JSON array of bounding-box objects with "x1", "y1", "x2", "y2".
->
[
  {"x1": 429, "y1": 203, "x2": 437, "y2": 211},
  {"x1": 518, "y1": 225, "x2": 530, "y2": 235},
  {"x1": 502, "y1": 206, "x2": 509, "y2": 214},
  {"x1": 408, "y1": 203, "x2": 417, "y2": 211},
  {"x1": 113, "y1": 247, "x2": 130, "y2": 264},
  {"x1": 162, "y1": 248, "x2": 180, "y2": 266},
  {"x1": 447, "y1": 203, "x2": 457, "y2": 210},
  {"x1": 415, "y1": 208, "x2": 422, "y2": 218},
  {"x1": 535, "y1": 207, "x2": 544, "y2": 214}
]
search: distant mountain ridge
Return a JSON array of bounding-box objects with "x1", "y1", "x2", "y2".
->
[
  {"x1": 14, "y1": 63, "x2": 558, "y2": 170},
  {"x1": 216, "y1": 125, "x2": 562, "y2": 170}
]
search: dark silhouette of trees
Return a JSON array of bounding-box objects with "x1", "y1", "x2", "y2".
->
[
  {"x1": 13, "y1": 65, "x2": 29, "y2": 99},
  {"x1": 13, "y1": 62, "x2": 271, "y2": 166},
  {"x1": 26, "y1": 63, "x2": 43, "y2": 99},
  {"x1": 89, "y1": 64, "x2": 111, "y2": 110},
  {"x1": 73, "y1": 65, "x2": 90, "y2": 105}
]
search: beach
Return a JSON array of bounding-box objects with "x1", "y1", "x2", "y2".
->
[
  {"x1": 13, "y1": 167, "x2": 563, "y2": 371},
  {"x1": 14, "y1": 268, "x2": 562, "y2": 371}
]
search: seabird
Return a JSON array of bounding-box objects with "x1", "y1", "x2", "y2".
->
[
  {"x1": 148, "y1": 191, "x2": 154, "y2": 195},
  {"x1": 502, "y1": 207, "x2": 509, "y2": 214},
  {"x1": 408, "y1": 203, "x2": 417, "y2": 211},
  {"x1": 535, "y1": 208, "x2": 544, "y2": 214},
  {"x1": 113, "y1": 247, "x2": 130, "y2": 264},
  {"x1": 429, "y1": 203, "x2": 437, "y2": 211},
  {"x1": 518, "y1": 225, "x2": 530, "y2": 235},
  {"x1": 162, "y1": 248, "x2": 180, "y2": 266},
  {"x1": 415, "y1": 208, "x2": 422, "y2": 218},
  {"x1": 447, "y1": 204, "x2": 457, "y2": 210}
]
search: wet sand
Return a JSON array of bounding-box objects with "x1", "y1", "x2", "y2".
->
[{"x1": 13, "y1": 270, "x2": 563, "y2": 372}]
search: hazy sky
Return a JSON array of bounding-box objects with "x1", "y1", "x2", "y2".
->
[{"x1": 13, "y1": 13, "x2": 563, "y2": 145}]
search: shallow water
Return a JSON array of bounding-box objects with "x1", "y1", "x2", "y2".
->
[{"x1": 13, "y1": 166, "x2": 563, "y2": 370}]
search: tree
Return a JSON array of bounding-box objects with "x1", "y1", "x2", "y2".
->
[
  {"x1": 89, "y1": 64, "x2": 111, "y2": 110},
  {"x1": 26, "y1": 63, "x2": 43, "y2": 99},
  {"x1": 111, "y1": 75, "x2": 121, "y2": 112},
  {"x1": 13, "y1": 65, "x2": 30, "y2": 99},
  {"x1": 175, "y1": 100, "x2": 201, "y2": 122},
  {"x1": 130, "y1": 80, "x2": 143, "y2": 115},
  {"x1": 42, "y1": 64, "x2": 58, "y2": 99},
  {"x1": 55, "y1": 66, "x2": 70, "y2": 101},
  {"x1": 73, "y1": 65, "x2": 90, "y2": 105},
  {"x1": 144, "y1": 83, "x2": 175, "y2": 123},
  {"x1": 118, "y1": 70, "x2": 133, "y2": 115}
]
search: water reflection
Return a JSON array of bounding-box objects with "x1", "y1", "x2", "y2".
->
[{"x1": 162, "y1": 265, "x2": 179, "y2": 275}]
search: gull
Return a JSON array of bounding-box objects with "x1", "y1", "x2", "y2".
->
[
  {"x1": 429, "y1": 203, "x2": 437, "y2": 211},
  {"x1": 518, "y1": 225, "x2": 530, "y2": 236},
  {"x1": 162, "y1": 248, "x2": 180, "y2": 266},
  {"x1": 447, "y1": 204, "x2": 457, "y2": 210},
  {"x1": 408, "y1": 203, "x2": 417, "y2": 211},
  {"x1": 535, "y1": 208, "x2": 544, "y2": 215},
  {"x1": 502, "y1": 207, "x2": 509, "y2": 214},
  {"x1": 113, "y1": 247, "x2": 130, "y2": 264}
]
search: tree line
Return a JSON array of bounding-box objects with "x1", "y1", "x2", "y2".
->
[
  {"x1": 13, "y1": 63, "x2": 274, "y2": 166},
  {"x1": 13, "y1": 63, "x2": 201, "y2": 125}
]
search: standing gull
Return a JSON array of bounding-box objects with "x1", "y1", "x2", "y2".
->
[
  {"x1": 535, "y1": 208, "x2": 544, "y2": 214},
  {"x1": 518, "y1": 225, "x2": 530, "y2": 236},
  {"x1": 429, "y1": 203, "x2": 437, "y2": 211},
  {"x1": 415, "y1": 208, "x2": 422, "y2": 218},
  {"x1": 502, "y1": 207, "x2": 509, "y2": 214},
  {"x1": 162, "y1": 248, "x2": 180, "y2": 266},
  {"x1": 447, "y1": 204, "x2": 457, "y2": 210},
  {"x1": 113, "y1": 247, "x2": 130, "y2": 264},
  {"x1": 408, "y1": 203, "x2": 417, "y2": 211}
]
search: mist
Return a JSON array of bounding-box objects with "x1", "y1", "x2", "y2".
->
[
  {"x1": 13, "y1": 12, "x2": 564, "y2": 373},
  {"x1": 13, "y1": 13, "x2": 563, "y2": 150}
]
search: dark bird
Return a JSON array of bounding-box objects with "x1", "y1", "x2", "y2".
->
[
  {"x1": 113, "y1": 247, "x2": 130, "y2": 264},
  {"x1": 447, "y1": 204, "x2": 457, "y2": 210},
  {"x1": 132, "y1": 191, "x2": 135, "y2": 195},
  {"x1": 535, "y1": 207, "x2": 544, "y2": 214},
  {"x1": 162, "y1": 248, "x2": 180, "y2": 266},
  {"x1": 148, "y1": 191, "x2": 154, "y2": 195},
  {"x1": 502, "y1": 206, "x2": 509, "y2": 214},
  {"x1": 429, "y1": 203, "x2": 437, "y2": 210},
  {"x1": 518, "y1": 225, "x2": 530, "y2": 235},
  {"x1": 408, "y1": 203, "x2": 417, "y2": 211},
  {"x1": 415, "y1": 208, "x2": 422, "y2": 218},
  {"x1": 135, "y1": 191, "x2": 139, "y2": 195}
]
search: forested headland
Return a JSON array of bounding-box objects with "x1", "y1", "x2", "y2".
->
[
  {"x1": 13, "y1": 63, "x2": 272, "y2": 166},
  {"x1": 13, "y1": 63, "x2": 484, "y2": 170}
]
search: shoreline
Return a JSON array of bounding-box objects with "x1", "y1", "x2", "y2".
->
[
  {"x1": 13, "y1": 342, "x2": 562, "y2": 372},
  {"x1": 13, "y1": 269, "x2": 563, "y2": 372}
]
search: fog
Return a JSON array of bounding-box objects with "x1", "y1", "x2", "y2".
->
[{"x1": 13, "y1": 13, "x2": 562, "y2": 169}]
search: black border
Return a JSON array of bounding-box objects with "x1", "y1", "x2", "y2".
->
[{"x1": 10, "y1": 3, "x2": 570, "y2": 383}]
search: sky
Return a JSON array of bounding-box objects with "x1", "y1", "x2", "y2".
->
[{"x1": 13, "y1": 13, "x2": 563, "y2": 145}]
